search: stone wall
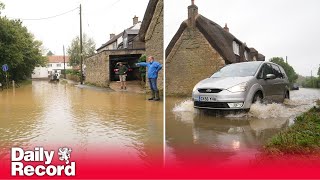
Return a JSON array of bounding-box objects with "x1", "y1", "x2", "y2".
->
[
  {"x1": 166, "y1": 27, "x2": 226, "y2": 96},
  {"x1": 84, "y1": 52, "x2": 109, "y2": 87},
  {"x1": 66, "y1": 74, "x2": 80, "y2": 82},
  {"x1": 84, "y1": 49, "x2": 145, "y2": 87},
  {"x1": 144, "y1": 0, "x2": 163, "y2": 91}
]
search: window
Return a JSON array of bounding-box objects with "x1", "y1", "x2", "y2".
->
[
  {"x1": 211, "y1": 62, "x2": 262, "y2": 78},
  {"x1": 244, "y1": 51, "x2": 249, "y2": 61},
  {"x1": 233, "y1": 41, "x2": 240, "y2": 56},
  {"x1": 47, "y1": 64, "x2": 52, "y2": 67},
  {"x1": 271, "y1": 64, "x2": 283, "y2": 79},
  {"x1": 57, "y1": 64, "x2": 61, "y2": 67},
  {"x1": 257, "y1": 64, "x2": 273, "y2": 79}
]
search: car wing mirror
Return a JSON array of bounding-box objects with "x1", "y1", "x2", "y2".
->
[{"x1": 265, "y1": 74, "x2": 276, "y2": 80}]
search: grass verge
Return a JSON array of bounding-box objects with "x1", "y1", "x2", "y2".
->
[{"x1": 264, "y1": 100, "x2": 320, "y2": 155}]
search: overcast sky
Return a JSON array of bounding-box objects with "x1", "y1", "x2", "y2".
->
[
  {"x1": 165, "y1": 0, "x2": 320, "y2": 76},
  {"x1": 1, "y1": 0, "x2": 320, "y2": 76},
  {"x1": 1, "y1": 0, "x2": 148, "y2": 55}
]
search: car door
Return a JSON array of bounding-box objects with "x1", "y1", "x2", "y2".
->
[
  {"x1": 271, "y1": 64, "x2": 286, "y2": 101},
  {"x1": 256, "y1": 64, "x2": 275, "y2": 101}
]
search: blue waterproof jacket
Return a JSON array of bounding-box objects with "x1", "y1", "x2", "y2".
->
[{"x1": 137, "y1": 61, "x2": 162, "y2": 79}]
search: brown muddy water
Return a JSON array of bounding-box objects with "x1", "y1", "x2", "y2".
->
[
  {"x1": 0, "y1": 80, "x2": 163, "y2": 167},
  {"x1": 166, "y1": 88, "x2": 320, "y2": 167}
]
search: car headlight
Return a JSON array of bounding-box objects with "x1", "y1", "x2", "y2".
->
[
  {"x1": 227, "y1": 82, "x2": 247, "y2": 93},
  {"x1": 192, "y1": 83, "x2": 200, "y2": 92}
]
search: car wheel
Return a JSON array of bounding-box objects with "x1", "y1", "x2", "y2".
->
[{"x1": 252, "y1": 92, "x2": 263, "y2": 103}]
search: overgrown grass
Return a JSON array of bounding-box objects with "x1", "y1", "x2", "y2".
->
[
  {"x1": 19, "y1": 79, "x2": 32, "y2": 86},
  {"x1": 265, "y1": 100, "x2": 320, "y2": 155}
]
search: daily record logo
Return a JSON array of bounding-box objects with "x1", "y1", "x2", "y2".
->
[{"x1": 11, "y1": 147, "x2": 75, "y2": 176}]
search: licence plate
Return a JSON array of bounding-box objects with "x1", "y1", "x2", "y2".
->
[{"x1": 199, "y1": 96, "x2": 216, "y2": 102}]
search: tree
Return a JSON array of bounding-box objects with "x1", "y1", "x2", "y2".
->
[
  {"x1": 0, "y1": 13, "x2": 46, "y2": 82},
  {"x1": 138, "y1": 55, "x2": 146, "y2": 82},
  {"x1": 47, "y1": 50, "x2": 54, "y2": 56},
  {"x1": 0, "y1": 2, "x2": 4, "y2": 15},
  {"x1": 67, "y1": 34, "x2": 96, "y2": 66},
  {"x1": 317, "y1": 65, "x2": 320, "y2": 77},
  {"x1": 270, "y1": 57, "x2": 298, "y2": 84}
]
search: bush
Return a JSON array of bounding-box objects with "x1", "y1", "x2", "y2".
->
[{"x1": 66, "y1": 69, "x2": 80, "y2": 76}]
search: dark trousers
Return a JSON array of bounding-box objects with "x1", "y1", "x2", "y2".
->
[{"x1": 148, "y1": 78, "x2": 158, "y2": 91}]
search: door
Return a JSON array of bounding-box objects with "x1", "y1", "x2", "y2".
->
[
  {"x1": 256, "y1": 63, "x2": 276, "y2": 102},
  {"x1": 271, "y1": 64, "x2": 287, "y2": 101}
]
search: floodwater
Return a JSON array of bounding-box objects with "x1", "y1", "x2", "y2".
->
[
  {"x1": 166, "y1": 88, "x2": 320, "y2": 167},
  {"x1": 0, "y1": 80, "x2": 163, "y2": 167}
]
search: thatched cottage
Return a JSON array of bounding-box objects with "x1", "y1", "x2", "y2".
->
[{"x1": 166, "y1": 1, "x2": 265, "y2": 96}]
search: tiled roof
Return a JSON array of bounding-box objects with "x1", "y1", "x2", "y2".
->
[{"x1": 48, "y1": 56, "x2": 70, "y2": 63}]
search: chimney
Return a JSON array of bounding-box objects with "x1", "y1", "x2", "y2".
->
[
  {"x1": 224, "y1": 23, "x2": 229, "y2": 32},
  {"x1": 110, "y1": 33, "x2": 115, "y2": 39},
  {"x1": 188, "y1": 0, "x2": 198, "y2": 28},
  {"x1": 133, "y1": 15, "x2": 138, "y2": 26}
]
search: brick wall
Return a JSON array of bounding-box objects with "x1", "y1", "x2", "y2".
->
[
  {"x1": 144, "y1": 0, "x2": 163, "y2": 91},
  {"x1": 166, "y1": 27, "x2": 226, "y2": 96}
]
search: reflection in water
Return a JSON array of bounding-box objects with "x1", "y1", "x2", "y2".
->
[
  {"x1": 166, "y1": 88, "x2": 320, "y2": 167},
  {"x1": 0, "y1": 81, "x2": 163, "y2": 167}
]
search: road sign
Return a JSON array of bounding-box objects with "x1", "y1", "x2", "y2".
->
[{"x1": 2, "y1": 64, "x2": 8, "y2": 72}]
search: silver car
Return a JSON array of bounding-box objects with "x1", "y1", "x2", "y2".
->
[{"x1": 192, "y1": 61, "x2": 290, "y2": 111}]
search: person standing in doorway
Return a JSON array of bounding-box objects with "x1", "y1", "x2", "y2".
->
[
  {"x1": 118, "y1": 62, "x2": 128, "y2": 90},
  {"x1": 136, "y1": 56, "x2": 162, "y2": 101}
]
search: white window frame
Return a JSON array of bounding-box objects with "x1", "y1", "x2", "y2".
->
[{"x1": 233, "y1": 41, "x2": 240, "y2": 56}]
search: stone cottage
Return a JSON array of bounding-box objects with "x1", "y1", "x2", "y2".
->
[
  {"x1": 139, "y1": 0, "x2": 163, "y2": 91},
  {"x1": 166, "y1": 1, "x2": 265, "y2": 96}
]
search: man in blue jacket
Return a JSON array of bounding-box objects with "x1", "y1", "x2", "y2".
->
[{"x1": 136, "y1": 56, "x2": 162, "y2": 101}]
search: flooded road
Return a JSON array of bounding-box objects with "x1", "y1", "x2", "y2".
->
[
  {"x1": 165, "y1": 88, "x2": 320, "y2": 167},
  {"x1": 0, "y1": 80, "x2": 163, "y2": 167}
]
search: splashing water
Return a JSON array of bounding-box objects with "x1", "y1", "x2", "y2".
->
[
  {"x1": 172, "y1": 88, "x2": 318, "y2": 120},
  {"x1": 172, "y1": 99, "x2": 194, "y2": 113}
]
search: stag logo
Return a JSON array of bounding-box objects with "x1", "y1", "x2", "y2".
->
[{"x1": 58, "y1": 147, "x2": 72, "y2": 164}]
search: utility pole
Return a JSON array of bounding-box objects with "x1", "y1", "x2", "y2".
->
[
  {"x1": 79, "y1": 4, "x2": 83, "y2": 84},
  {"x1": 286, "y1": 56, "x2": 288, "y2": 64},
  {"x1": 311, "y1": 70, "x2": 313, "y2": 88},
  {"x1": 63, "y1": 45, "x2": 66, "y2": 79}
]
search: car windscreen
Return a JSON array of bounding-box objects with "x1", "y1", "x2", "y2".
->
[{"x1": 211, "y1": 62, "x2": 262, "y2": 78}]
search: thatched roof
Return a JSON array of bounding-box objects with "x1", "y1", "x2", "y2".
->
[
  {"x1": 258, "y1": 53, "x2": 265, "y2": 61},
  {"x1": 166, "y1": 14, "x2": 265, "y2": 63},
  {"x1": 165, "y1": 20, "x2": 188, "y2": 58},
  {"x1": 139, "y1": 0, "x2": 159, "y2": 41},
  {"x1": 196, "y1": 15, "x2": 238, "y2": 63}
]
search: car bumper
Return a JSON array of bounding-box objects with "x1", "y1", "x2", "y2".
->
[{"x1": 192, "y1": 90, "x2": 250, "y2": 110}]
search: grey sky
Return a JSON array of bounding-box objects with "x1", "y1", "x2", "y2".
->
[
  {"x1": 1, "y1": 0, "x2": 148, "y2": 55},
  {"x1": 165, "y1": 0, "x2": 320, "y2": 76}
]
